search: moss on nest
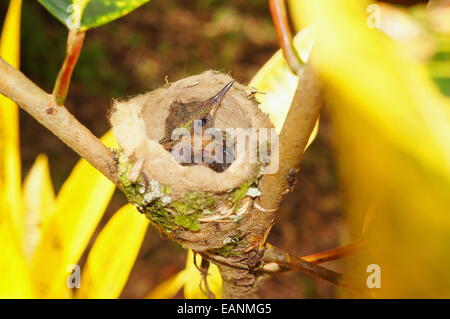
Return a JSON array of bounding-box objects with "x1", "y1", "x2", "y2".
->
[
  {"x1": 118, "y1": 152, "x2": 263, "y2": 243},
  {"x1": 119, "y1": 153, "x2": 226, "y2": 232},
  {"x1": 210, "y1": 232, "x2": 246, "y2": 257}
]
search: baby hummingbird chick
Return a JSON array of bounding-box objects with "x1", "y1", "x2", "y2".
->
[{"x1": 159, "y1": 81, "x2": 235, "y2": 172}]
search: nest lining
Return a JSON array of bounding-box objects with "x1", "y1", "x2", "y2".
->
[{"x1": 111, "y1": 70, "x2": 273, "y2": 199}]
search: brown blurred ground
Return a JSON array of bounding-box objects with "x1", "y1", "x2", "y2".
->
[{"x1": 0, "y1": 0, "x2": 427, "y2": 299}]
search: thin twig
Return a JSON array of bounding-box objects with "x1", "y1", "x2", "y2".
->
[
  {"x1": 53, "y1": 30, "x2": 85, "y2": 105},
  {"x1": 427, "y1": 0, "x2": 450, "y2": 9},
  {"x1": 301, "y1": 238, "x2": 366, "y2": 264},
  {"x1": 263, "y1": 244, "x2": 365, "y2": 292},
  {"x1": 193, "y1": 252, "x2": 216, "y2": 299},
  {"x1": 200, "y1": 251, "x2": 248, "y2": 270},
  {"x1": 53, "y1": 29, "x2": 85, "y2": 105},
  {"x1": 269, "y1": 0, "x2": 303, "y2": 75},
  {"x1": 0, "y1": 57, "x2": 118, "y2": 183}
]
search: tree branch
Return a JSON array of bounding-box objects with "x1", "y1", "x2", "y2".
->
[
  {"x1": 269, "y1": 0, "x2": 303, "y2": 75},
  {"x1": 263, "y1": 244, "x2": 365, "y2": 292},
  {"x1": 0, "y1": 57, "x2": 118, "y2": 183},
  {"x1": 215, "y1": 63, "x2": 324, "y2": 298},
  {"x1": 217, "y1": 264, "x2": 260, "y2": 299},
  {"x1": 249, "y1": 63, "x2": 323, "y2": 248}
]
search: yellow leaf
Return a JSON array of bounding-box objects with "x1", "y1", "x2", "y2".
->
[
  {"x1": 77, "y1": 204, "x2": 149, "y2": 299},
  {"x1": 290, "y1": 0, "x2": 450, "y2": 297},
  {"x1": 98, "y1": 129, "x2": 117, "y2": 149},
  {"x1": 0, "y1": 0, "x2": 21, "y2": 64},
  {"x1": 183, "y1": 250, "x2": 222, "y2": 299},
  {"x1": 249, "y1": 26, "x2": 318, "y2": 149},
  {"x1": 0, "y1": 0, "x2": 23, "y2": 246},
  {"x1": 22, "y1": 154, "x2": 55, "y2": 259},
  {"x1": 291, "y1": 1, "x2": 450, "y2": 182},
  {"x1": 145, "y1": 250, "x2": 223, "y2": 299},
  {"x1": 146, "y1": 270, "x2": 187, "y2": 299},
  {"x1": 31, "y1": 132, "x2": 117, "y2": 297},
  {"x1": 0, "y1": 221, "x2": 33, "y2": 298}
]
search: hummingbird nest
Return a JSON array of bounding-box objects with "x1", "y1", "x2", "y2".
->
[{"x1": 110, "y1": 71, "x2": 274, "y2": 252}]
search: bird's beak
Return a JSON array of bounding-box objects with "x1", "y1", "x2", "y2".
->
[{"x1": 209, "y1": 81, "x2": 234, "y2": 117}]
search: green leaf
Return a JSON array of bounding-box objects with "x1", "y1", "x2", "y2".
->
[
  {"x1": 432, "y1": 77, "x2": 450, "y2": 97},
  {"x1": 428, "y1": 51, "x2": 450, "y2": 97},
  {"x1": 37, "y1": 0, "x2": 150, "y2": 31}
]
